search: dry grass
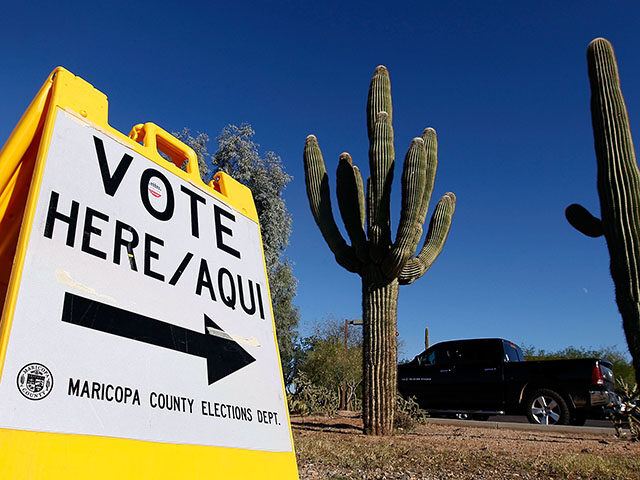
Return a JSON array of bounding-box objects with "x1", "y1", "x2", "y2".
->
[{"x1": 292, "y1": 415, "x2": 640, "y2": 479}]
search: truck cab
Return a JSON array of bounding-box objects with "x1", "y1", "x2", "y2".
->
[{"x1": 400, "y1": 338, "x2": 519, "y2": 415}]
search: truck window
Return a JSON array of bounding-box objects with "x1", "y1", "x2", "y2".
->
[
  {"x1": 503, "y1": 341, "x2": 523, "y2": 362},
  {"x1": 424, "y1": 350, "x2": 436, "y2": 365},
  {"x1": 452, "y1": 342, "x2": 484, "y2": 364},
  {"x1": 418, "y1": 346, "x2": 451, "y2": 366},
  {"x1": 420, "y1": 342, "x2": 498, "y2": 366}
]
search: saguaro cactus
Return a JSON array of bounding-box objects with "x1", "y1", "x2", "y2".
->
[
  {"x1": 303, "y1": 66, "x2": 456, "y2": 435},
  {"x1": 566, "y1": 38, "x2": 640, "y2": 385}
]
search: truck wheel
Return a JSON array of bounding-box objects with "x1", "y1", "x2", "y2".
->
[{"x1": 525, "y1": 389, "x2": 570, "y2": 425}]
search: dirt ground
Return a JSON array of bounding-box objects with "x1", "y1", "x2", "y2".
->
[{"x1": 292, "y1": 415, "x2": 640, "y2": 480}]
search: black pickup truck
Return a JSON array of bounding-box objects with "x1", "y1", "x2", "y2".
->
[{"x1": 398, "y1": 338, "x2": 617, "y2": 425}]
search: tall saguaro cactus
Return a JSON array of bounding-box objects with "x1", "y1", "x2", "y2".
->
[
  {"x1": 303, "y1": 66, "x2": 456, "y2": 435},
  {"x1": 566, "y1": 38, "x2": 640, "y2": 385}
]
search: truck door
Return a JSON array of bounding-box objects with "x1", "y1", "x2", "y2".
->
[
  {"x1": 399, "y1": 344, "x2": 456, "y2": 410},
  {"x1": 448, "y1": 340, "x2": 504, "y2": 411}
]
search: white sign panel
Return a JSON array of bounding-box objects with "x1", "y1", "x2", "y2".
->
[{"x1": 0, "y1": 109, "x2": 291, "y2": 452}]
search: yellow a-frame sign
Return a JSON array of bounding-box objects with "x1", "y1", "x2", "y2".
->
[{"x1": 0, "y1": 68, "x2": 298, "y2": 479}]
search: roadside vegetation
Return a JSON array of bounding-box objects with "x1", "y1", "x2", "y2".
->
[
  {"x1": 289, "y1": 334, "x2": 636, "y2": 424},
  {"x1": 289, "y1": 319, "x2": 362, "y2": 414}
]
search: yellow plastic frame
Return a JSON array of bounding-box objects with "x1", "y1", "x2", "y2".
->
[{"x1": 0, "y1": 67, "x2": 298, "y2": 479}]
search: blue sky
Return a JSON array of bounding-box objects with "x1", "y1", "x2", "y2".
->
[{"x1": 1, "y1": 2, "x2": 639, "y2": 359}]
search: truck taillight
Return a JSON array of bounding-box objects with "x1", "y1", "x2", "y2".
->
[{"x1": 592, "y1": 363, "x2": 605, "y2": 386}]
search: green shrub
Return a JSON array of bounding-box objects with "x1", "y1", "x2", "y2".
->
[
  {"x1": 394, "y1": 394, "x2": 428, "y2": 432},
  {"x1": 610, "y1": 379, "x2": 640, "y2": 441},
  {"x1": 287, "y1": 372, "x2": 339, "y2": 416}
]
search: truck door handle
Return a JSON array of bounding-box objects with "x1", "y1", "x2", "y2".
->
[
  {"x1": 440, "y1": 369, "x2": 452, "y2": 373},
  {"x1": 484, "y1": 367, "x2": 497, "y2": 372}
]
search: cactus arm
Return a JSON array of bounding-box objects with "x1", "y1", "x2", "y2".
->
[
  {"x1": 354, "y1": 165, "x2": 366, "y2": 230},
  {"x1": 565, "y1": 203, "x2": 604, "y2": 238},
  {"x1": 303, "y1": 135, "x2": 361, "y2": 273},
  {"x1": 366, "y1": 175, "x2": 373, "y2": 231},
  {"x1": 337, "y1": 152, "x2": 368, "y2": 262},
  {"x1": 367, "y1": 65, "x2": 393, "y2": 142},
  {"x1": 368, "y1": 111, "x2": 395, "y2": 261},
  {"x1": 381, "y1": 137, "x2": 427, "y2": 278},
  {"x1": 412, "y1": 128, "x2": 439, "y2": 247},
  {"x1": 366, "y1": 66, "x2": 395, "y2": 262},
  {"x1": 399, "y1": 192, "x2": 456, "y2": 285}
]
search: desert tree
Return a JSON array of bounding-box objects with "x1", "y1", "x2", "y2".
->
[
  {"x1": 176, "y1": 125, "x2": 300, "y2": 384},
  {"x1": 299, "y1": 319, "x2": 363, "y2": 410}
]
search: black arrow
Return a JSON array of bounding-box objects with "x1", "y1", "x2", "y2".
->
[{"x1": 61, "y1": 292, "x2": 256, "y2": 385}]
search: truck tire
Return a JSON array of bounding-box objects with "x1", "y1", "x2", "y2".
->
[{"x1": 525, "y1": 389, "x2": 570, "y2": 425}]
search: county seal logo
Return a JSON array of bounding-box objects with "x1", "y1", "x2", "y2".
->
[{"x1": 17, "y1": 363, "x2": 53, "y2": 400}]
